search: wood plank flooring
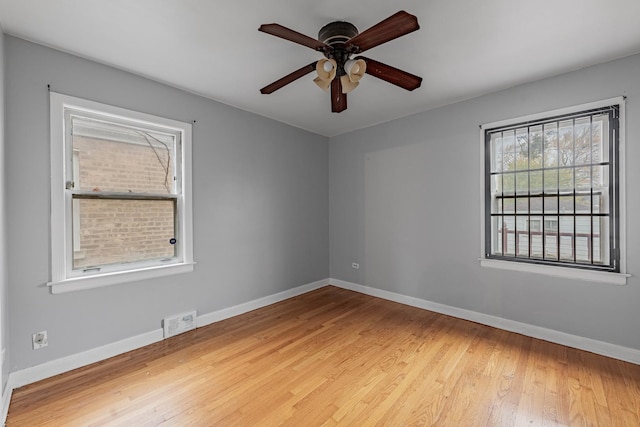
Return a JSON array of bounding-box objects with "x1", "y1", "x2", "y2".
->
[{"x1": 7, "y1": 286, "x2": 640, "y2": 426}]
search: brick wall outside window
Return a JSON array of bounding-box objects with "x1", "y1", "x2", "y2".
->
[{"x1": 72, "y1": 136, "x2": 176, "y2": 269}]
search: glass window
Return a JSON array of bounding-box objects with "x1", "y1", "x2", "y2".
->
[
  {"x1": 50, "y1": 93, "x2": 194, "y2": 292},
  {"x1": 485, "y1": 104, "x2": 620, "y2": 272}
]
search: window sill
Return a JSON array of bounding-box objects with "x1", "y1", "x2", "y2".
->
[
  {"x1": 48, "y1": 262, "x2": 196, "y2": 294},
  {"x1": 479, "y1": 258, "x2": 629, "y2": 285}
]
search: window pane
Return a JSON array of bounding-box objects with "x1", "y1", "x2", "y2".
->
[
  {"x1": 530, "y1": 170, "x2": 543, "y2": 194},
  {"x1": 544, "y1": 215, "x2": 558, "y2": 260},
  {"x1": 72, "y1": 117, "x2": 176, "y2": 194},
  {"x1": 545, "y1": 217, "x2": 559, "y2": 232},
  {"x1": 592, "y1": 165, "x2": 608, "y2": 189},
  {"x1": 491, "y1": 174, "x2": 502, "y2": 195},
  {"x1": 559, "y1": 168, "x2": 573, "y2": 192},
  {"x1": 593, "y1": 193, "x2": 606, "y2": 214},
  {"x1": 574, "y1": 117, "x2": 591, "y2": 166},
  {"x1": 503, "y1": 216, "x2": 515, "y2": 256},
  {"x1": 515, "y1": 128, "x2": 529, "y2": 171},
  {"x1": 492, "y1": 216, "x2": 503, "y2": 255},
  {"x1": 575, "y1": 195, "x2": 590, "y2": 213},
  {"x1": 558, "y1": 120, "x2": 574, "y2": 167},
  {"x1": 491, "y1": 133, "x2": 503, "y2": 172},
  {"x1": 575, "y1": 217, "x2": 591, "y2": 263},
  {"x1": 544, "y1": 123, "x2": 558, "y2": 168},
  {"x1": 544, "y1": 169, "x2": 558, "y2": 192},
  {"x1": 502, "y1": 173, "x2": 515, "y2": 195},
  {"x1": 73, "y1": 198, "x2": 176, "y2": 269},
  {"x1": 544, "y1": 196, "x2": 558, "y2": 214},
  {"x1": 594, "y1": 114, "x2": 609, "y2": 163},
  {"x1": 502, "y1": 130, "x2": 516, "y2": 172},
  {"x1": 516, "y1": 216, "x2": 529, "y2": 257},
  {"x1": 529, "y1": 126, "x2": 543, "y2": 169},
  {"x1": 503, "y1": 198, "x2": 514, "y2": 213},
  {"x1": 530, "y1": 215, "x2": 543, "y2": 258},
  {"x1": 515, "y1": 172, "x2": 529, "y2": 194},
  {"x1": 530, "y1": 197, "x2": 542, "y2": 214},
  {"x1": 516, "y1": 197, "x2": 528, "y2": 214},
  {"x1": 559, "y1": 217, "x2": 574, "y2": 261},
  {"x1": 575, "y1": 166, "x2": 591, "y2": 191},
  {"x1": 492, "y1": 196, "x2": 503, "y2": 214},
  {"x1": 559, "y1": 195, "x2": 573, "y2": 213},
  {"x1": 594, "y1": 217, "x2": 609, "y2": 265}
]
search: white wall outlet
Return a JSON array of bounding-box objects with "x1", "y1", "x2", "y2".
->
[
  {"x1": 32, "y1": 331, "x2": 48, "y2": 350},
  {"x1": 352, "y1": 262, "x2": 360, "y2": 269}
]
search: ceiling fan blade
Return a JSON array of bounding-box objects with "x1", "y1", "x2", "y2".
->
[
  {"x1": 331, "y1": 78, "x2": 347, "y2": 113},
  {"x1": 260, "y1": 62, "x2": 317, "y2": 94},
  {"x1": 357, "y1": 56, "x2": 422, "y2": 91},
  {"x1": 345, "y1": 11, "x2": 419, "y2": 53},
  {"x1": 259, "y1": 24, "x2": 329, "y2": 51}
]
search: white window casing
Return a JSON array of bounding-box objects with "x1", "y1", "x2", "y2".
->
[
  {"x1": 49, "y1": 92, "x2": 195, "y2": 293},
  {"x1": 479, "y1": 97, "x2": 629, "y2": 285}
]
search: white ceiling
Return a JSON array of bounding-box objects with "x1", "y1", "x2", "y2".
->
[{"x1": 1, "y1": 1, "x2": 639, "y2": 137}]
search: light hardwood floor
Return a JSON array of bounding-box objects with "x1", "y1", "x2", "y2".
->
[{"x1": 7, "y1": 286, "x2": 640, "y2": 426}]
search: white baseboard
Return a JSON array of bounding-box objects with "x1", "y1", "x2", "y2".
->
[
  {"x1": 1, "y1": 380, "x2": 12, "y2": 427},
  {"x1": 9, "y1": 328, "x2": 164, "y2": 391},
  {"x1": 2, "y1": 277, "x2": 331, "y2": 425},
  {"x1": 330, "y1": 278, "x2": 640, "y2": 365},
  {"x1": 197, "y1": 278, "x2": 329, "y2": 327}
]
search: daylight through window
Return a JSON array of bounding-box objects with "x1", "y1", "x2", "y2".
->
[
  {"x1": 484, "y1": 103, "x2": 620, "y2": 272},
  {"x1": 70, "y1": 117, "x2": 178, "y2": 269}
]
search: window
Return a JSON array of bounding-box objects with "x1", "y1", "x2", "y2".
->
[
  {"x1": 49, "y1": 93, "x2": 194, "y2": 293},
  {"x1": 481, "y1": 98, "x2": 627, "y2": 285}
]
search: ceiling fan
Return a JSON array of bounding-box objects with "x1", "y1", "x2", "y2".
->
[{"x1": 258, "y1": 11, "x2": 422, "y2": 113}]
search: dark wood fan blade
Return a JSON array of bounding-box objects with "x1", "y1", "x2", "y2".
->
[
  {"x1": 357, "y1": 56, "x2": 422, "y2": 91},
  {"x1": 331, "y1": 78, "x2": 347, "y2": 113},
  {"x1": 345, "y1": 11, "x2": 419, "y2": 53},
  {"x1": 260, "y1": 62, "x2": 317, "y2": 94},
  {"x1": 259, "y1": 24, "x2": 329, "y2": 51}
]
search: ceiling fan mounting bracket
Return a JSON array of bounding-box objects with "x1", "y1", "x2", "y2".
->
[{"x1": 318, "y1": 21, "x2": 359, "y2": 46}]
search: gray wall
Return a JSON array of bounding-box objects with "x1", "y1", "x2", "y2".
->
[
  {"x1": 5, "y1": 36, "x2": 329, "y2": 371},
  {"x1": 329, "y1": 53, "x2": 640, "y2": 351},
  {"x1": 4, "y1": 32, "x2": 640, "y2": 376},
  {"x1": 0, "y1": 27, "x2": 8, "y2": 388}
]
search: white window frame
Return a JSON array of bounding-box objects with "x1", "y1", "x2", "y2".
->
[
  {"x1": 49, "y1": 93, "x2": 194, "y2": 293},
  {"x1": 479, "y1": 97, "x2": 629, "y2": 285}
]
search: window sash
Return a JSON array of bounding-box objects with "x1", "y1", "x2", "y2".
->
[
  {"x1": 68, "y1": 193, "x2": 180, "y2": 276},
  {"x1": 484, "y1": 105, "x2": 619, "y2": 272},
  {"x1": 65, "y1": 110, "x2": 182, "y2": 195},
  {"x1": 63, "y1": 110, "x2": 184, "y2": 278}
]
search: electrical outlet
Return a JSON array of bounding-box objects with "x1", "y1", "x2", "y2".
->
[
  {"x1": 352, "y1": 262, "x2": 360, "y2": 269},
  {"x1": 32, "y1": 331, "x2": 48, "y2": 350}
]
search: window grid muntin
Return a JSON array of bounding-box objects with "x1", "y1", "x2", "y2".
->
[{"x1": 485, "y1": 105, "x2": 618, "y2": 272}]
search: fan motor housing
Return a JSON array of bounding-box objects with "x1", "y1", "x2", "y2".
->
[{"x1": 318, "y1": 21, "x2": 358, "y2": 46}]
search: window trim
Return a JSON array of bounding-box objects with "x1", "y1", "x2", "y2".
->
[
  {"x1": 49, "y1": 93, "x2": 194, "y2": 293},
  {"x1": 479, "y1": 97, "x2": 628, "y2": 285}
]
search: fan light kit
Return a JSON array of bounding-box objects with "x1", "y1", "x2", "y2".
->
[{"x1": 259, "y1": 11, "x2": 423, "y2": 113}]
